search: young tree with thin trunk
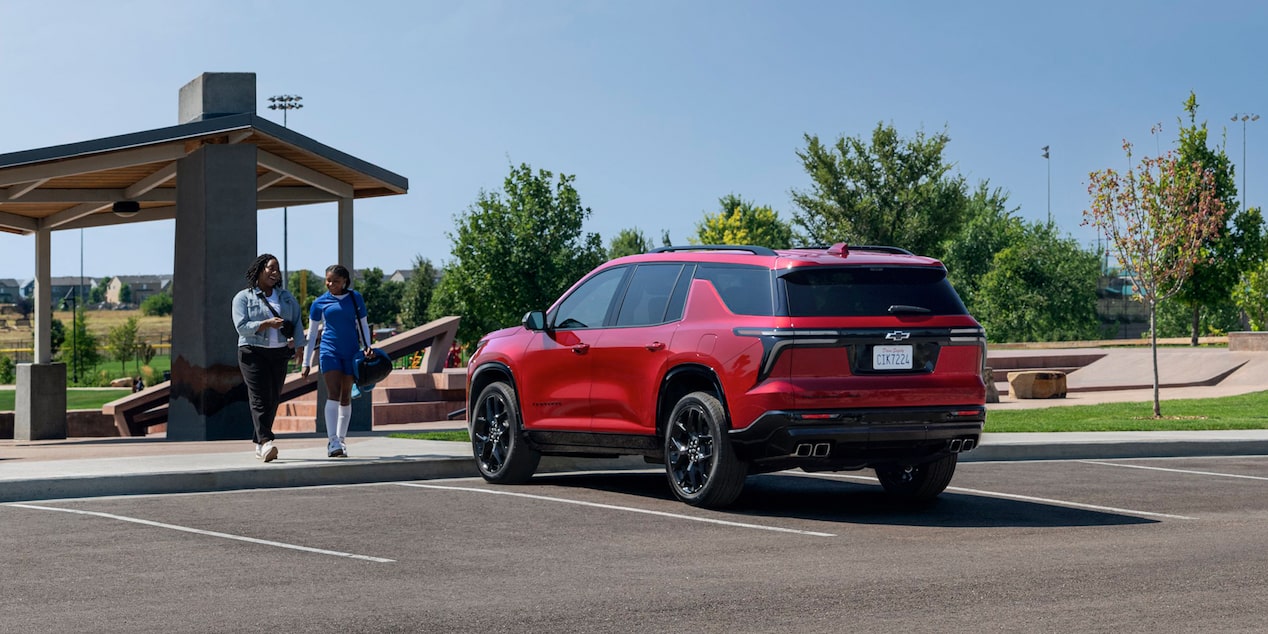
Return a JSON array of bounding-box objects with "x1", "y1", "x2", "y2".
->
[{"x1": 1085, "y1": 140, "x2": 1227, "y2": 417}]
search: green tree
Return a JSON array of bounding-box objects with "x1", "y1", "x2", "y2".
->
[
  {"x1": 939, "y1": 183, "x2": 1025, "y2": 313},
  {"x1": 49, "y1": 318, "x2": 64, "y2": 356},
  {"x1": 89, "y1": 277, "x2": 110, "y2": 304},
  {"x1": 118, "y1": 283, "x2": 132, "y2": 305},
  {"x1": 429, "y1": 163, "x2": 607, "y2": 346},
  {"x1": 60, "y1": 307, "x2": 100, "y2": 383},
  {"x1": 288, "y1": 269, "x2": 325, "y2": 326},
  {"x1": 0, "y1": 355, "x2": 14, "y2": 384},
  {"x1": 14, "y1": 295, "x2": 33, "y2": 320},
  {"x1": 398, "y1": 256, "x2": 439, "y2": 329},
  {"x1": 1234, "y1": 259, "x2": 1268, "y2": 330},
  {"x1": 975, "y1": 222, "x2": 1102, "y2": 343},
  {"x1": 1170, "y1": 94, "x2": 1268, "y2": 344},
  {"x1": 356, "y1": 268, "x2": 402, "y2": 329},
  {"x1": 609, "y1": 228, "x2": 653, "y2": 259},
  {"x1": 791, "y1": 122, "x2": 969, "y2": 257},
  {"x1": 693, "y1": 194, "x2": 793, "y2": 248},
  {"x1": 1086, "y1": 139, "x2": 1227, "y2": 417},
  {"x1": 106, "y1": 316, "x2": 139, "y2": 374},
  {"x1": 140, "y1": 291, "x2": 172, "y2": 316}
]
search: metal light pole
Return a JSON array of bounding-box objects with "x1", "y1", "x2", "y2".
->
[
  {"x1": 1041, "y1": 145, "x2": 1051, "y2": 224},
  {"x1": 1231, "y1": 113, "x2": 1259, "y2": 206},
  {"x1": 268, "y1": 94, "x2": 303, "y2": 289}
]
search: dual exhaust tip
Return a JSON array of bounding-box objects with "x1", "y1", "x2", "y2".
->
[
  {"x1": 792, "y1": 438, "x2": 976, "y2": 458},
  {"x1": 793, "y1": 443, "x2": 831, "y2": 458}
]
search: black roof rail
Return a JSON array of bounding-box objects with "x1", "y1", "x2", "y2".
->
[
  {"x1": 792, "y1": 244, "x2": 914, "y2": 256},
  {"x1": 648, "y1": 245, "x2": 777, "y2": 256}
]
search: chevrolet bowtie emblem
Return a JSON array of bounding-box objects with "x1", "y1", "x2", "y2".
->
[{"x1": 884, "y1": 331, "x2": 911, "y2": 341}]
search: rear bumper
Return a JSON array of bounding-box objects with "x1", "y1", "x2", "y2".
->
[{"x1": 729, "y1": 405, "x2": 984, "y2": 472}]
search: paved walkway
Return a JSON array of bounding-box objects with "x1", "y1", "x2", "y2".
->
[{"x1": 2, "y1": 348, "x2": 1266, "y2": 504}]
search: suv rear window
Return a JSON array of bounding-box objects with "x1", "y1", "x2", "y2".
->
[{"x1": 781, "y1": 266, "x2": 968, "y2": 317}]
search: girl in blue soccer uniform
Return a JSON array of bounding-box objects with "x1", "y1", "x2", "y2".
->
[{"x1": 301, "y1": 264, "x2": 375, "y2": 457}]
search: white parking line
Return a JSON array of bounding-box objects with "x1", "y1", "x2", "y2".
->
[
  {"x1": 797, "y1": 473, "x2": 1197, "y2": 521},
  {"x1": 1080, "y1": 461, "x2": 1268, "y2": 481},
  {"x1": 394, "y1": 482, "x2": 836, "y2": 537},
  {"x1": 7, "y1": 503, "x2": 395, "y2": 563}
]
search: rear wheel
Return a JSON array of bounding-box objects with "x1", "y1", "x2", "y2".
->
[
  {"x1": 664, "y1": 391, "x2": 746, "y2": 508},
  {"x1": 874, "y1": 454, "x2": 958, "y2": 502},
  {"x1": 470, "y1": 381, "x2": 540, "y2": 483}
]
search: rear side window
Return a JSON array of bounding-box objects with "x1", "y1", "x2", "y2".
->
[
  {"x1": 696, "y1": 264, "x2": 774, "y2": 316},
  {"x1": 615, "y1": 264, "x2": 686, "y2": 326},
  {"x1": 781, "y1": 266, "x2": 968, "y2": 317}
]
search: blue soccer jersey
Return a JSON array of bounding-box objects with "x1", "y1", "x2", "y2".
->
[{"x1": 309, "y1": 291, "x2": 367, "y2": 359}]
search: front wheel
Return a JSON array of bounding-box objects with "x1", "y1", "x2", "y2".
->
[
  {"x1": 470, "y1": 381, "x2": 539, "y2": 483},
  {"x1": 663, "y1": 391, "x2": 746, "y2": 508},
  {"x1": 874, "y1": 454, "x2": 958, "y2": 503}
]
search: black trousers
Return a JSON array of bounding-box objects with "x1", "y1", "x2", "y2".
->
[{"x1": 238, "y1": 345, "x2": 292, "y2": 444}]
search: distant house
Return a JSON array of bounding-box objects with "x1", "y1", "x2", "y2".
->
[
  {"x1": 0, "y1": 278, "x2": 19, "y2": 304},
  {"x1": 20, "y1": 276, "x2": 95, "y2": 307},
  {"x1": 107, "y1": 275, "x2": 172, "y2": 305},
  {"x1": 387, "y1": 269, "x2": 414, "y2": 284}
]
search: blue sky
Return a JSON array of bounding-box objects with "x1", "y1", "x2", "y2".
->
[{"x1": 3, "y1": 0, "x2": 1267, "y2": 279}]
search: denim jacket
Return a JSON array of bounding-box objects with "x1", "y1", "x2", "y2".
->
[{"x1": 232, "y1": 286, "x2": 306, "y2": 349}]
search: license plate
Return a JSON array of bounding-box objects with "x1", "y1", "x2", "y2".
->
[{"x1": 873, "y1": 345, "x2": 912, "y2": 370}]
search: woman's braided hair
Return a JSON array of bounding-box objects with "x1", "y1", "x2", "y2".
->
[
  {"x1": 326, "y1": 264, "x2": 351, "y2": 287},
  {"x1": 245, "y1": 253, "x2": 278, "y2": 289}
]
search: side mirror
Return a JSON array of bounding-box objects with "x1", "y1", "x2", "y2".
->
[{"x1": 522, "y1": 310, "x2": 547, "y2": 331}]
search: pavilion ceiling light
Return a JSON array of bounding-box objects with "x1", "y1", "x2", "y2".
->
[{"x1": 112, "y1": 200, "x2": 140, "y2": 218}]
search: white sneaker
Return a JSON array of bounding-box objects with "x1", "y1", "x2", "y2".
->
[
  {"x1": 254, "y1": 443, "x2": 263, "y2": 460},
  {"x1": 261, "y1": 440, "x2": 278, "y2": 463},
  {"x1": 328, "y1": 440, "x2": 345, "y2": 458},
  {"x1": 338, "y1": 437, "x2": 348, "y2": 457}
]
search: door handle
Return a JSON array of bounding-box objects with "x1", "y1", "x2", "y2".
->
[
  {"x1": 645, "y1": 341, "x2": 665, "y2": 351},
  {"x1": 572, "y1": 343, "x2": 590, "y2": 354}
]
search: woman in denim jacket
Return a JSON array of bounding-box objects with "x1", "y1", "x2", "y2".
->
[{"x1": 231, "y1": 253, "x2": 306, "y2": 462}]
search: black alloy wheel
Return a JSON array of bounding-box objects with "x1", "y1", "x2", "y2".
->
[
  {"x1": 470, "y1": 381, "x2": 539, "y2": 483},
  {"x1": 664, "y1": 391, "x2": 746, "y2": 508}
]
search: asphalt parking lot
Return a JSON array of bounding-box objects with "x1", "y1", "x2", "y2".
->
[{"x1": 3, "y1": 456, "x2": 1266, "y2": 633}]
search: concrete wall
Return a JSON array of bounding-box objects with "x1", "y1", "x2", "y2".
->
[{"x1": 1229, "y1": 331, "x2": 1268, "y2": 352}]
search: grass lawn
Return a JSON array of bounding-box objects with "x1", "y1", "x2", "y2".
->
[
  {"x1": 0, "y1": 388, "x2": 132, "y2": 411},
  {"x1": 388, "y1": 430, "x2": 470, "y2": 442},
  {"x1": 985, "y1": 390, "x2": 1268, "y2": 432}
]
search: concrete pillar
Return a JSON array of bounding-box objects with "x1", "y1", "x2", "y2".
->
[
  {"x1": 15, "y1": 363, "x2": 66, "y2": 440},
  {"x1": 33, "y1": 227, "x2": 51, "y2": 363},
  {"x1": 337, "y1": 197, "x2": 354, "y2": 271},
  {"x1": 166, "y1": 144, "x2": 258, "y2": 441}
]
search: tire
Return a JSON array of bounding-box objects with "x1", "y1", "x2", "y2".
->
[
  {"x1": 470, "y1": 381, "x2": 540, "y2": 484},
  {"x1": 663, "y1": 391, "x2": 747, "y2": 508},
  {"x1": 874, "y1": 453, "x2": 958, "y2": 503}
]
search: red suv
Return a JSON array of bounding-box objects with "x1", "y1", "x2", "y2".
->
[{"x1": 466, "y1": 244, "x2": 987, "y2": 508}]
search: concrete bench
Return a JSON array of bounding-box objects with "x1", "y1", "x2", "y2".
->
[{"x1": 1007, "y1": 370, "x2": 1068, "y2": 399}]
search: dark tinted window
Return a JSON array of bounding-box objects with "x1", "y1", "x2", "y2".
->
[
  {"x1": 551, "y1": 266, "x2": 627, "y2": 329},
  {"x1": 695, "y1": 264, "x2": 774, "y2": 316},
  {"x1": 781, "y1": 266, "x2": 968, "y2": 317},
  {"x1": 615, "y1": 264, "x2": 685, "y2": 326}
]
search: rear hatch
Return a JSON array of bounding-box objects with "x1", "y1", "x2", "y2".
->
[{"x1": 775, "y1": 265, "x2": 986, "y2": 409}]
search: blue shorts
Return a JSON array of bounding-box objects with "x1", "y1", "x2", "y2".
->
[{"x1": 319, "y1": 353, "x2": 356, "y2": 375}]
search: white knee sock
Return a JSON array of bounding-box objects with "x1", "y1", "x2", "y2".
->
[
  {"x1": 325, "y1": 400, "x2": 339, "y2": 443},
  {"x1": 337, "y1": 403, "x2": 352, "y2": 444}
]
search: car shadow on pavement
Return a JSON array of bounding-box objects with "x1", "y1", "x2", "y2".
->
[{"x1": 529, "y1": 471, "x2": 1158, "y2": 528}]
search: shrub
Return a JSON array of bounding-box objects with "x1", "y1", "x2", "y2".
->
[
  {"x1": 0, "y1": 355, "x2": 14, "y2": 384},
  {"x1": 141, "y1": 292, "x2": 173, "y2": 316}
]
